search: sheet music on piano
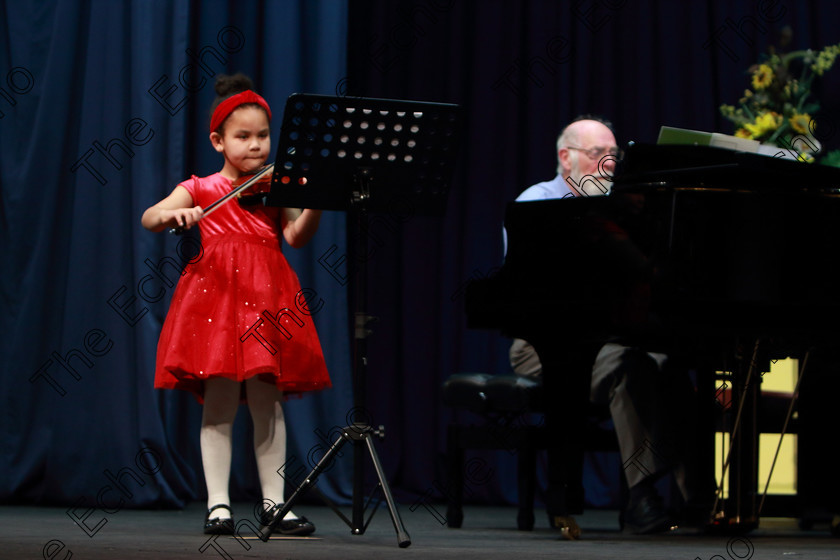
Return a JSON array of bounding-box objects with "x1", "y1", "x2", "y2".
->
[{"x1": 657, "y1": 125, "x2": 802, "y2": 160}]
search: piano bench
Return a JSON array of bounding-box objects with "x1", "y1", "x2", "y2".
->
[
  {"x1": 442, "y1": 373, "x2": 622, "y2": 530},
  {"x1": 441, "y1": 372, "x2": 547, "y2": 530}
]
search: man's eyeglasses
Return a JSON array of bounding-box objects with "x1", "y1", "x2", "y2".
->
[{"x1": 566, "y1": 145, "x2": 624, "y2": 161}]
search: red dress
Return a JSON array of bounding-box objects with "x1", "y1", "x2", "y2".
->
[{"x1": 154, "y1": 173, "x2": 331, "y2": 401}]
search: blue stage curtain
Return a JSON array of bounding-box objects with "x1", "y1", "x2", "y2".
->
[{"x1": 0, "y1": 0, "x2": 354, "y2": 511}]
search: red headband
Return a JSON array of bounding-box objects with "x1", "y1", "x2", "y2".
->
[{"x1": 210, "y1": 90, "x2": 272, "y2": 132}]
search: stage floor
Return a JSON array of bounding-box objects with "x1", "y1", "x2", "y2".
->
[{"x1": 3, "y1": 502, "x2": 838, "y2": 559}]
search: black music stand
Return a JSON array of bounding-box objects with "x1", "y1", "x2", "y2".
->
[{"x1": 257, "y1": 93, "x2": 461, "y2": 547}]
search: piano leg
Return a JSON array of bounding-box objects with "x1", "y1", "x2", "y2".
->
[
  {"x1": 796, "y1": 346, "x2": 840, "y2": 532},
  {"x1": 682, "y1": 358, "x2": 719, "y2": 527},
  {"x1": 529, "y1": 337, "x2": 599, "y2": 535}
]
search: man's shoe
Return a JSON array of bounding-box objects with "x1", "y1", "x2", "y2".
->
[
  {"x1": 548, "y1": 515, "x2": 582, "y2": 540},
  {"x1": 204, "y1": 504, "x2": 235, "y2": 535},
  {"x1": 623, "y1": 494, "x2": 676, "y2": 534}
]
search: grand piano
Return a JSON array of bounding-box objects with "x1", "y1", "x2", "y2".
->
[{"x1": 465, "y1": 143, "x2": 840, "y2": 531}]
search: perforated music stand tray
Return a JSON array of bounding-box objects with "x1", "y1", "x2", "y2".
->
[
  {"x1": 258, "y1": 94, "x2": 461, "y2": 548},
  {"x1": 265, "y1": 93, "x2": 460, "y2": 214}
]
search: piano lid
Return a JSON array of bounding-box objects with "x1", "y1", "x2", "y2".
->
[{"x1": 613, "y1": 143, "x2": 840, "y2": 193}]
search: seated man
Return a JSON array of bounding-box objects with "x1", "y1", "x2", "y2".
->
[{"x1": 508, "y1": 115, "x2": 705, "y2": 534}]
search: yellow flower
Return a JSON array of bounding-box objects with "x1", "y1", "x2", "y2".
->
[
  {"x1": 797, "y1": 151, "x2": 815, "y2": 163},
  {"x1": 735, "y1": 128, "x2": 754, "y2": 139},
  {"x1": 744, "y1": 112, "x2": 782, "y2": 138},
  {"x1": 790, "y1": 113, "x2": 812, "y2": 135},
  {"x1": 720, "y1": 104, "x2": 737, "y2": 118},
  {"x1": 783, "y1": 81, "x2": 799, "y2": 99},
  {"x1": 811, "y1": 44, "x2": 840, "y2": 76},
  {"x1": 751, "y1": 64, "x2": 774, "y2": 89}
]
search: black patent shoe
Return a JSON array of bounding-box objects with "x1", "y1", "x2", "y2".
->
[
  {"x1": 204, "y1": 504, "x2": 235, "y2": 535},
  {"x1": 623, "y1": 494, "x2": 676, "y2": 535},
  {"x1": 277, "y1": 516, "x2": 315, "y2": 536},
  {"x1": 261, "y1": 504, "x2": 316, "y2": 536}
]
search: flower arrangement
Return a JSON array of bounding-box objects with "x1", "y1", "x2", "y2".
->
[{"x1": 719, "y1": 35, "x2": 840, "y2": 163}]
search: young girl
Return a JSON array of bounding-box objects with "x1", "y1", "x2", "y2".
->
[{"x1": 141, "y1": 74, "x2": 331, "y2": 535}]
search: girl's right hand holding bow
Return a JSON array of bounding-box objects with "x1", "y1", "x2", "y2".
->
[
  {"x1": 160, "y1": 206, "x2": 204, "y2": 231},
  {"x1": 141, "y1": 185, "x2": 203, "y2": 233}
]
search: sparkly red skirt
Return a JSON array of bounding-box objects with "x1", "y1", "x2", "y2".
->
[{"x1": 154, "y1": 233, "x2": 331, "y2": 401}]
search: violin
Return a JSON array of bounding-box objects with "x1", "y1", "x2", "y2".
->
[
  {"x1": 234, "y1": 165, "x2": 274, "y2": 206},
  {"x1": 169, "y1": 164, "x2": 274, "y2": 235}
]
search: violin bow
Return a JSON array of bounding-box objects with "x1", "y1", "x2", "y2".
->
[{"x1": 169, "y1": 163, "x2": 275, "y2": 235}]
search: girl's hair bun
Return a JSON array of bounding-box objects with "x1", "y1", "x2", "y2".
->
[{"x1": 214, "y1": 73, "x2": 255, "y2": 97}]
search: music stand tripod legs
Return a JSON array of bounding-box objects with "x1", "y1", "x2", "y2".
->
[
  {"x1": 258, "y1": 422, "x2": 411, "y2": 548},
  {"x1": 257, "y1": 93, "x2": 460, "y2": 550}
]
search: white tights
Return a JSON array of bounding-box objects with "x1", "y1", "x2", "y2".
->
[{"x1": 201, "y1": 376, "x2": 293, "y2": 520}]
